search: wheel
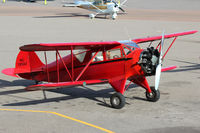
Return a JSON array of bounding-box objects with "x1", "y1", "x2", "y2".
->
[
  {"x1": 146, "y1": 87, "x2": 160, "y2": 102},
  {"x1": 89, "y1": 14, "x2": 95, "y2": 19},
  {"x1": 110, "y1": 92, "x2": 125, "y2": 109},
  {"x1": 111, "y1": 13, "x2": 117, "y2": 20}
]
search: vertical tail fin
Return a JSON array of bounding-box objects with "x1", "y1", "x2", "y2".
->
[{"x1": 14, "y1": 51, "x2": 44, "y2": 74}]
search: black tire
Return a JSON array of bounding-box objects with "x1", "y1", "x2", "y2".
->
[
  {"x1": 110, "y1": 92, "x2": 125, "y2": 109},
  {"x1": 146, "y1": 87, "x2": 160, "y2": 102}
]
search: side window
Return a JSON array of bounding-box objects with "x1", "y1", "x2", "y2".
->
[
  {"x1": 74, "y1": 50, "x2": 87, "y2": 63},
  {"x1": 92, "y1": 51, "x2": 103, "y2": 62},
  {"x1": 123, "y1": 46, "x2": 132, "y2": 56},
  {"x1": 93, "y1": 0, "x2": 103, "y2": 5},
  {"x1": 106, "y1": 48, "x2": 121, "y2": 60}
]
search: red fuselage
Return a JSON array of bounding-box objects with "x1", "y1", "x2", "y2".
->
[{"x1": 18, "y1": 48, "x2": 145, "y2": 83}]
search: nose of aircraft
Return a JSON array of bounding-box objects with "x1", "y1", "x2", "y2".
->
[
  {"x1": 107, "y1": 3, "x2": 119, "y2": 13},
  {"x1": 138, "y1": 47, "x2": 160, "y2": 76}
]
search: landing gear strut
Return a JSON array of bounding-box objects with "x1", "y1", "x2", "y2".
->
[
  {"x1": 111, "y1": 13, "x2": 117, "y2": 20},
  {"x1": 146, "y1": 87, "x2": 160, "y2": 102},
  {"x1": 110, "y1": 92, "x2": 125, "y2": 109}
]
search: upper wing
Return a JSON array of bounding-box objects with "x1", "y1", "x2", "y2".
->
[
  {"x1": 132, "y1": 30, "x2": 198, "y2": 44},
  {"x1": 20, "y1": 41, "x2": 121, "y2": 51},
  {"x1": 88, "y1": 2, "x2": 104, "y2": 13}
]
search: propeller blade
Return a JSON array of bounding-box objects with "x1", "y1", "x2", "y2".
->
[
  {"x1": 112, "y1": 0, "x2": 125, "y2": 12},
  {"x1": 121, "y1": 0, "x2": 128, "y2": 6},
  {"x1": 155, "y1": 63, "x2": 161, "y2": 90},
  {"x1": 160, "y1": 31, "x2": 165, "y2": 56},
  {"x1": 119, "y1": 7, "x2": 125, "y2": 12},
  {"x1": 112, "y1": 0, "x2": 118, "y2": 6},
  {"x1": 155, "y1": 31, "x2": 165, "y2": 90}
]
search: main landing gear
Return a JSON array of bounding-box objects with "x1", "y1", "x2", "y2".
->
[
  {"x1": 110, "y1": 92, "x2": 125, "y2": 109},
  {"x1": 146, "y1": 87, "x2": 160, "y2": 102},
  {"x1": 110, "y1": 87, "x2": 160, "y2": 109}
]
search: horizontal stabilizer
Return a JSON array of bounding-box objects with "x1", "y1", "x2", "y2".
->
[
  {"x1": 26, "y1": 80, "x2": 107, "y2": 91},
  {"x1": 1, "y1": 68, "x2": 19, "y2": 78},
  {"x1": 161, "y1": 66, "x2": 177, "y2": 72}
]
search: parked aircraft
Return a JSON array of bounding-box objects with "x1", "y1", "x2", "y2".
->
[
  {"x1": 63, "y1": 0, "x2": 127, "y2": 19},
  {"x1": 2, "y1": 30, "x2": 197, "y2": 109}
]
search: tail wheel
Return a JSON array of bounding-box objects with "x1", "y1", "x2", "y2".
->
[
  {"x1": 110, "y1": 92, "x2": 125, "y2": 109},
  {"x1": 146, "y1": 87, "x2": 160, "y2": 102}
]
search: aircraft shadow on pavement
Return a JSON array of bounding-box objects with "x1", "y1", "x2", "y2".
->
[
  {"x1": 34, "y1": 13, "x2": 126, "y2": 19},
  {"x1": 0, "y1": 79, "x2": 35, "y2": 88},
  {"x1": 165, "y1": 59, "x2": 200, "y2": 73},
  {"x1": 1, "y1": 80, "x2": 140, "y2": 108},
  {"x1": 2, "y1": 86, "x2": 114, "y2": 108},
  {"x1": 0, "y1": 79, "x2": 35, "y2": 96}
]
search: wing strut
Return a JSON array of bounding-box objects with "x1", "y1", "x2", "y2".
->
[
  {"x1": 57, "y1": 50, "x2": 73, "y2": 81},
  {"x1": 71, "y1": 46, "x2": 74, "y2": 81},
  {"x1": 56, "y1": 50, "x2": 60, "y2": 82},
  {"x1": 75, "y1": 50, "x2": 100, "y2": 81},
  {"x1": 162, "y1": 37, "x2": 177, "y2": 60},
  {"x1": 44, "y1": 51, "x2": 50, "y2": 82}
]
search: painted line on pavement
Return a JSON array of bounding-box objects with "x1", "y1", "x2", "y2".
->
[{"x1": 0, "y1": 108, "x2": 114, "y2": 133}]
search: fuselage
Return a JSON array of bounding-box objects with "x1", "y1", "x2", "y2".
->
[{"x1": 76, "y1": 1, "x2": 119, "y2": 14}]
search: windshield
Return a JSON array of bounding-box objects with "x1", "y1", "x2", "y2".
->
[{"x1": 118, "y1": 40, "x2": 140, "y2": 48}]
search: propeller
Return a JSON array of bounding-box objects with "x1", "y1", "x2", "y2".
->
[
  {"x1": 112, "y1": 0, "x2": 126, "y2": 12},
  {"x1": 155, "y1": 31, "x2": 165, "y2": 90},
  {"x1": 119, "y1": 7, "x2": 125, "y2": 12}
]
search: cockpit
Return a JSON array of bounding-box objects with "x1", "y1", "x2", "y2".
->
[
  {"x1": 93, "y1": 0, "x2": 113, "y2": 5},
  {"x1": 73, "y1": 40, "x2": 140, "y2": 64},
  {"x1": 119, "y1": 40, "x2": 140, "y2": 55}
]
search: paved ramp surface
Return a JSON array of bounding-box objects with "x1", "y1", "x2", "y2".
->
[{"x1": 0, "y1": 0, "x2": 200, "y2": 133}]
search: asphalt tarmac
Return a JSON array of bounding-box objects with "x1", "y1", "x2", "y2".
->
[{"x1": 0, "y1": 0, "x2": 200, "y2": 133}]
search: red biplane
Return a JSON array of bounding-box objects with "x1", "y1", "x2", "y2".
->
[{"x1": 2, "y1": 30, "x2": 197, "y2": 109}]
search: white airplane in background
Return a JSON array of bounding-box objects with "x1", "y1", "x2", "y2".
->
[{"x1": 63, "y1": 0, "x2": 128, "y2": 20}]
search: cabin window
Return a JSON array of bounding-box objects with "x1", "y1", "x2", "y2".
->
[
  {"x1": 103, "y1": 0, "x2": 111, "y2": 4},
  {"x1": 93, "y1": 0, "x2": 103, "y2": 5},
  {"x1": 123, "y1": 46, "x2": 132, "y2": 56},
  {"x1": 74, "y1": 50, "x2": 87, "y2": 63},
  {"x1": 92, "y1": 51, "x2": 104, "y2": 62},
  {"x1": 106, "y1": 48, "x2": 121, "y2": 60}
]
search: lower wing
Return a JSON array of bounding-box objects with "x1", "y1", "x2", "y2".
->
[
  {"x1": 26, "y1": 80, "x2": 108, "y2": 91},
  {"x1": 161, "y1": 66, "x2": 177, "y2": 72}
]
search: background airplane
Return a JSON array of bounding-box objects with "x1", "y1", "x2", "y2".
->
[
  {"x1": 63, "y1": 0, "x2": 127, "y2": 19},
  {"x1": 2, "y1": 30, "x2": 197, "y2": 109}
]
